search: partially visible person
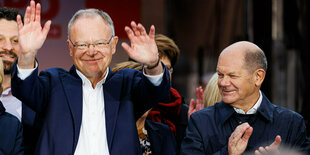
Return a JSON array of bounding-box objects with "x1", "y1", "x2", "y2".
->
[
  {"x1": 0, "y1": 58, "x2": 23, "y2": 155},
  {"x1": 0, "y1": 7, "x2": 40, "y2": 154},
  {"x1": 113, "y1": 61, "x2": 178, "y2": 155},
  {"x1": 203, "y1": 73, "x2": 222, "y2": 108},
  {"x1": 11, "y1": 1, "x2": 170, "y2": 154},
  {"x1": 181, "y1": 41, "x2": 309, "y2": 154},
  {"x1": 147, "y1": 34, "x2": 204, "y2": 149}
]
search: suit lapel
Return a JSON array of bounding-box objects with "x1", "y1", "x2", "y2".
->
[
  {"x1": 59, "y1": 67, "x2": 83, "y2": 151},
  {"x1": 103, "y1": 69, "x2": 121, "y2": 151}
]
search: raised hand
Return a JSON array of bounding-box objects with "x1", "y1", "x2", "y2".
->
[
  {"x1": 254, "y1": 136, "x2": 281, "y2": 155},
  {"x1": 188, "y1": 86, "x2": 204, "y2": 119},
  {"x1": 17, "y1": 0, "x2": 51, "y2": 69},
  {"x1": 122, "y1": 21, "x2": 162, "y2": 75},
  {"x1": 228, "y1": 123, "x2": 253, "y2": 155}
]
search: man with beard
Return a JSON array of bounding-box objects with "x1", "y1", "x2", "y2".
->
[{"x1": 0, "y1": 7, "x2": 40, "y2": 155}]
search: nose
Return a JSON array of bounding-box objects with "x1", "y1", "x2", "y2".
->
[
  {"x1": 218, "y1": 76, "x2": 230, "y2": 87},
  {"x1": 86, "y1": 44, "x2": 98, "y2": 56}
]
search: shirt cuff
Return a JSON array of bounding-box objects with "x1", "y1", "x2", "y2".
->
[
  {"x1": 17, "y1": 62, "x2": 38, "y2": 80},
  {"x1": 143, "y1": 69, "x2": 164, "y2": 86}
]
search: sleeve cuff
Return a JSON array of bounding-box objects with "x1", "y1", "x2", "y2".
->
[{"x1": 17, "y1": 62, "x2": 38, "y2": 80}]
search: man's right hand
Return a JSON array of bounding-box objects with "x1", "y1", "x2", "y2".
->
[
  {"x1": 17, "y1": 0, "x2": 51, "y2": 69},
  {"x1": 228, "y1": 122, "x2": 253, "y2": 155}
]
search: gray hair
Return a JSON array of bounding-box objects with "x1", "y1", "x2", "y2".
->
[
  {"x1": 67, "y1": 8, "x2": 115, "y2": 39},
  {"x1": 244, "y1": 47, "x2": 268, "y2": 73}
]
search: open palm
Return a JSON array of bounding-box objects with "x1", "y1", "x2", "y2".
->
[
  {"x1": 17, "y1": 1, "x2": 51, "y2": 65},
  {"x1": 121, "y1": 21, "x2": 158, "y2": 67}
]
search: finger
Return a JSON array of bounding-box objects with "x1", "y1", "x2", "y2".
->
[
  {"x1": 258, "y1": 147, "x2": 267, "y2": 154},
  {"x1": 270, "y1": 135, "x2": 281, "y2": 149},
  {"x1": 130, "y1": 21, "x2": 140, "y2": 36},
  {"x1": 30, "y1": 0, "x2": 35, "y2": 22},
  {"x1": 148, "y1": 25, "x2": 155, "y2": 39},
  {"x1": 188, "y1": 99, "x2": 195, "y2": 120},
  {"x1": 188, "y1": 99, "x2": 195, "y2": 113},
  {"x1": 24, "y1": 6, "x2": 31, "y2": 24},
  {"x1": 255, "y1": 150, "x2": 262, "y2": 155},
  {"x1": 231, "y1": 123, "x2": 250, "y2": 141},
  {"x1": 124, "y1": 26, "x2": 137, "y2": 43},
  {"x1": 121, "y1": 42, "x2": 133, "y2": 56},
  {"x1": 42, "y1": 20, "x2": 52, "y2": 38},
  {"x1": 137, "y1": 23, "x2": 147, "y2": 36},
  {"x1": 17, "y1": 15, "x2": 23, "y2": 30},
  {"x1": 35, "y1": 3, "x2": 41, "y2": 23},
  {"x1": 242, "y1": 127, "x2": 253, "y2": 142}
]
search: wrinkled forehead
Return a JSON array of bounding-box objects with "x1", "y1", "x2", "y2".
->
[{"x1": 69, "y1": 16, "x2": 112, "y2": 40}]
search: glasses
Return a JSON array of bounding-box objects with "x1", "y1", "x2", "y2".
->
[{"x1": 69, "y1": 35, "x2": 114, "y2": 51}]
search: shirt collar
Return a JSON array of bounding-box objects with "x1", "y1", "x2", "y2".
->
[
  {"x1": 76, "y1": 69, "x2": 109, "y2": 87},
  {"x1": 233, "y1": 91, "x2": 263, "y2": 114},
  {"x1": 1, "y1": 88, "x2": 12, "y2": 96}
]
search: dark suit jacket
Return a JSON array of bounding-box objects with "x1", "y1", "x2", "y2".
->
[
  {"x1": 0, "y1": 101, "x2": 23, "y2": 155},
  {"x1": 181, "y1": 93, "x2": 309, "y2": 154},
  {"x1": 22, "y1": 103, "x2": 42, "y2": 155},
  {"x1": 145, "y1": 120, "x2": 177, "y2": 155},
  {"x1": 11, "y1": 63, "x2": 170, "y2": 155}
]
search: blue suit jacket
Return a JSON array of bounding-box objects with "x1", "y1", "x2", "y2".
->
[
  {"x1": 181, "y1": 93, "x2": 309, "y2": 154},
  {"x1": 11, "y1": 63, "x2": 171, "y2": 155},
  {"x1": 145, "y1": 120, "x2": 177, "y2": 155},
  {"x1": 0, "y1": 101, "x2": 23, "y2": 155}
]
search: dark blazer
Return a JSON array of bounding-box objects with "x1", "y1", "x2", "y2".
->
[
  {"x1": 22, "y1": 104, "x2": 42, "y2": 155},
  {"x1": 145, "y1": 120, "x2": 177, "y2": 155},
  {"x1": 0, "y1": 101, "x2": 23, "y2": 155},
  {"x1": 11, "y1": 63, "x2": 170, "y2": 155},
  {"x1": 181, "y1": 93, "x2": 309, "y2": 154}
]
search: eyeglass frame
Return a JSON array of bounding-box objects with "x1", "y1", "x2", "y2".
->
[{"x1": 68, "y1": 35, "x2": 114, "y2": 50}]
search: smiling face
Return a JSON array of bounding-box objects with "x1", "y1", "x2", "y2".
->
[
  {"x1": 67, "y1": 15, "x2": 118, "y2": 81},
  {"x1": 216, "y1": 42, "x2": 263, "y2": 109},
  {"x1": 0, "y1": 19, "x2": 19, "y2": 74}
]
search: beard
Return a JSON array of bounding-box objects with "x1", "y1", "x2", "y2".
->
[{"x1": 0, "y1": 50, "x2": 18, "y2": 75}]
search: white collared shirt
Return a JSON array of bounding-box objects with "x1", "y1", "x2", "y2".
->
[
  {"x1": 74, "y1": 69, "x2": 109, "y2": 155},
  {"x1": 233, "y1": 91, "x2": 263, "y2": 114},
  {"x1": 17, "y1": 64, "x2": 164, "y2": 154},
  {"x1": 0, "y1": 88, "x2": 22, "y2": 121}
]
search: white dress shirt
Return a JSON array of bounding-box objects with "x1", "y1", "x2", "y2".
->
[
  {"x1": 17, "y1": 64, "x2": 164, "y2": 154},
  {"x1": 233, "y1": 91, "x2": 263, "y2": 114},
  {"x1": 0, "y1": 88, "x2": 22, "y2": 121}
]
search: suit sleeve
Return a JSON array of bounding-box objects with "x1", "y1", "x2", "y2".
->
[
  {"x1": 132, "y1": 64, "x2": 171, "y2": 120},
  {"x1": 180, "y1": 114, "x2": 229, "y2": 155},
  {"x1": 11, "y1": 61, "x2": 50, "y2": 113},
  {"x1": 180, "y1": 114, "x2": 205, "y2": 155},
  {"x1": 13, "y1": 121, "x2": 24, "y2": 155}
]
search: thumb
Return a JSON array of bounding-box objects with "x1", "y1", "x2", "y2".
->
[{"x1": 270, "y1": 135, "x2": 281, "y2": 149}]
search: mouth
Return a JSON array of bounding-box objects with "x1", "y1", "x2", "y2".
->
[{"x1": 0, "y1": 54, "x2": 17, "y2": 62}]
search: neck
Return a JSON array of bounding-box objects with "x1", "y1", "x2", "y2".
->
[
  {"x1": 233, "y1": 91, "x2": 260, "y2": 113},
  {"x1": 2, "y1": 74, "x2": 11, "y2": 92}
]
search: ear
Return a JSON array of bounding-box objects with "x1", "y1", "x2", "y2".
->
[
  {"x1": 111, "y1": 36, "x2": 118, "y2": 55},
  {"x1": 67, "y1": 40, "x2": 74, "y2": 56},
  {"x1": 253, "y1": 69, "x2": 265, "y2": 87}
]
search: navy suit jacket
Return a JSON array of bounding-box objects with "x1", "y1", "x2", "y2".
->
[
  {"x1": 11, "y1": 63, "x2": 171, "y2": 155},
  {"x1": 145, "y1": 120, "x2": 177, "y2": 155},
  {"x1": 181, "y1": 93, "x2": 309, "y2": 154},
  {"x1": 0, "y1": 101, "x2": 23, "y2": 155}
]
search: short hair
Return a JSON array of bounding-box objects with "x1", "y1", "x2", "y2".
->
[
  {"x1": 67, "y1": 8, "x2": 115, "y2": 39},
  {"x1": 0, "y1": 58, "x2": 4, "y2": 94},
  {"x1": 112, "y1": 61, "x2": 143, "y2": 72},
  {"x1": 0, "y1": 7, "x2": 23, "y2": 22},
  {"x1": 203, "y1": 73, "x2": 222, "y2": 108},
  {"x1": 155, "y1": 34, "x2": 180, "y2": 68},
  {"x1": 243, "y1": 47, "x2": 268, "y2": 73}
]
